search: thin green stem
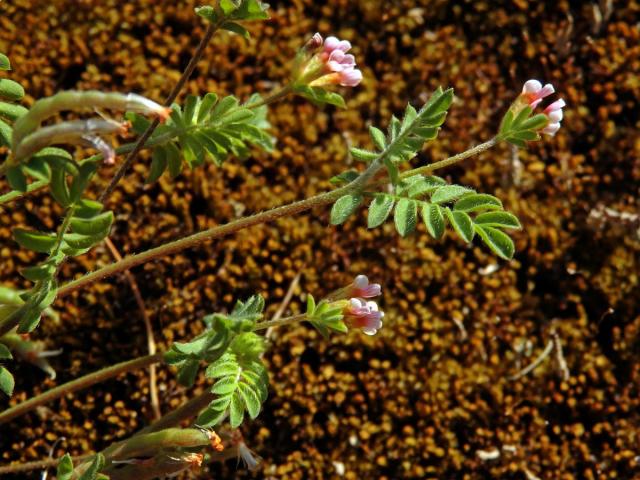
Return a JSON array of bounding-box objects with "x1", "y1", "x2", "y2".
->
[
  {"x1": 0, "y1": 179, "x2": 48, "y2": 205},
  {"x1": 0, "y1": 455, "x2": 93, "y2": 476},
  {"x1": 0, "y1": 352, "x2": 162, "y2": 425},
  {"x1": 246, "y1": 84, "x2": 294, "y2": 109},
  {"x1": 99, "y1": 19, "x2": 224, "y2": 203},
  {"x1": 138, "y1": 390, "x2": 215, "y2": 435},
  {"x1": 57, "y1": 178, "x2": 365, "y2": 297},
  {"x1": 400, "y1": 137, "x2": 499, "y2": 179},
  {"x1": 51, "y1": 207, "x2": 75, "y2": 258},
  {"x1": 57, "y1": 138, "x2": 497, "y2": 298},
  {"x1": 253, "y1": 313, "x2": 307, "y2": 331}
]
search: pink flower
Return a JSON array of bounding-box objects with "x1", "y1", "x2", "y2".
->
[
  {"x1": 301, "y1": 33, "x2": 363, "y2": 88},
  {"x1": 322, "y1": 36, "x2": 352, "y2": 56},
  {"x1": 519, "y1": 79, "x2": 566, "y2": 136},
  {"x1": 343, "y1": 298, "x2": 384, "y2": 335},
  {"x1": 522, "y1": 80, "x2": 555, "y2": 109},
  {"x1": 348, "y1": 275, "x2": 381, "y2": 298}
]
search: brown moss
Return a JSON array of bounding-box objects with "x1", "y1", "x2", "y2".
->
[{"x1": 1, "y1": 0, "x2": 640, "y2": 478}]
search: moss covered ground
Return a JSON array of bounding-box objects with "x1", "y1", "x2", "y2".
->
[{"x1": 1, "y1": 0, "x2": 639, "y2": 478}]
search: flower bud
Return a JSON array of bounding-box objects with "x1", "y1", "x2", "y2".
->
[
  {"x1": 343, "y1": 298, "x2": 384, "y2": 335},
  {"x1": 348, "y1": 275, "x2": 381, "y2": 298},
  {"x1": 295, "y1": 33, "x2": 363, "y2": 88},
  {"x1": 511, "y1": 79, "x2": 566, "y2": 137}
]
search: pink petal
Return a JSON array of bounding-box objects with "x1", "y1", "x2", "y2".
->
[
  {"x1": 538, "y1": 83, "x2": 555, "y2": 99},
  {"x1": 340, "y1": 54, "x2": 356, "y2": 66},
  {"x1": 544, "y1": 98, "x2": 566, "y2": 113},
  {"x1": 336, "y1": 40, "x2": 351, "y2": 52},
  {"x1": 547, "y1": 110, "x2": 563, "y2": 122},
  {"x1": 522, "y1": 79, "x2": 542, "y2": 94},
  {"x1": 541, "y1": 122, "x2": 561, "y2": 136},
  {"x1": 339, "y1": 68, "x2": 363, "y2": 87},
  {"x1": 354, "y1": 275, "x2": 369, "y2": 289},
  {"x1": 530, "y1": 98, "x2": 543, "y2": 110},
  {"x1": 323, "y1": 36, "x2": 340, "y2": 52},
  {"x1": 329, "y1": 49, "x2": 345, "y2": 62}
]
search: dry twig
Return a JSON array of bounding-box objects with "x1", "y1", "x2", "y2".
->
[{"x1": 104, "y1": 237, "x2": 161, "y2": 420}]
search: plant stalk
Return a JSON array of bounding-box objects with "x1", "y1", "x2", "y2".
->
[
  {"x1": 99, "y1": 19, "x2": 223, "y2": 203},
  {"x1": 57, "y1": 138, "x2": 496, "y2": 298},
  {"x1": 0, "y1": 352, "x2": 162, "y2": 425}
]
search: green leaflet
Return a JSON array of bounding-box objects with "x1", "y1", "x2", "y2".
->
[
  {"x1": 292, "y1": 85, "x2": 346, "y2": 108},
  {"x1": 430, "y1": 185, "x2": 475, "y2": 204},
  {"x1": 445, "y1": 208, "x2": 474, "y2": 243},
  {"x1": 0, "y1": 79, "x2": 24, "y2": 101},
  {"x1": 394, "y1": 198, "x2": 417, "y2": 237},
  {"x1": 0, "y1": 366, "x2": 14, "y2": 396},
  {"x1": 474, "y1": 211, "x2": 522, "y2": 229},
  {"x1": 133, "y1": 93, "x2": 273, "y2": 182},
  {"x1": 0, "y1": 53, "x2": 10, "y2": 71},
  {"x1": 368, "y1": 194, "x2": 395, "y2": 228},
  {"x1": 198, "y1": 333, "x2": 269, "y2": 428},
  {"x1": 13, "y1": 228, "x2": 57, "y2": 253},
  {"x1": 454, "y1": 193, "x2": 503, "y2": 212},
  {"x1": 56, "y1": 454, "x2": 74, "y2": 480},
  {"x1": 330, "y1": 194, "x2": 363, "y2": 225},
  {"x1": 422, "y1": 203, "x2": 445, "y2": 239},
  {"x1": 474, "y1": 225, "x2": 515, "y2": 260},
  {"x1": 0, "y1": 344, "x2": 12, "y2": 360}
]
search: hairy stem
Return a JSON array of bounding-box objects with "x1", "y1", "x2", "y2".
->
[
  {"x1": 0, "y1": 352, "x2": 162, "y2": 425},
  {"x1": 99, "y1": 20, "x2": 223, "y2": 203},
  {"x1": 246, "y1": 84, "x2": 294, "y2": 109},
  {"x1": 253, "y1": 313, "x2": 307, "y2": 331},
  {"x1": 0, "y1": 179, "x2": 48, "y2": 205},
  {"x1": 400, "y1": 137, "x2": 498, "y2": 179},
  {"x1": 58, "y1": 185, "x2": 351, "y2": 297},
  {"x1": 139, "y1": 390, "x2": 216, "y2": 435},
  {"x1": 104, "y1": 237, "x2": 161, "y2": 420},
  {"x1": 57, "y1": 137, "x2": 496, "y2": 297},
  {"x1": 0, "y1": 455, "x2": 93, "y2": 476}
]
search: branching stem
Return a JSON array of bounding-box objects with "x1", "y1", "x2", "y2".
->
[
  {"x1": 99, "y1": 19, "x2": 224, "y2": 203},
  {"x1": 0, "y1": 352, "x2": 162, "y2": 425}
]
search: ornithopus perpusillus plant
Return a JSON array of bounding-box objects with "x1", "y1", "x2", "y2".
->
[{"x1": 0, "y1": 1, "x2": 565, "y2": 478}]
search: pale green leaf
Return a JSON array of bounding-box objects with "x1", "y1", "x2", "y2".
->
[
  {"x1": 330, "y1": 194, "x2": 363, "y2": 225},
  {"x1": 475, "y1": 225, "x2": 515, "y2": 260},
  {"x1": 474, "y1": 211, "x2": 522, "y2": 229},
  {"x1": 394, "y1": 198, "x2": 417, "y2": 237},
  {"x1": 367, "y1": 194, "x2": 394, "y2": 228}
]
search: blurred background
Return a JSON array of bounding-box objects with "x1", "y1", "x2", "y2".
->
[{"x1": 1, "y1": 0, "x2": 639, "y2": 478}]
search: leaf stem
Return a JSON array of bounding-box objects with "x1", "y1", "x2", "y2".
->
[
  {"x1": 57, "y1": 177, "x2": 366, "y2": 297},
  {"x1": 99, "y1": 19, "x2": 224, "y2": 203},
  {"x1": 253, "y1": 313, "x2": 307, "y2": 331},
  {"x1": 56, "y1": 138, "x2": 498, "y2": 298},
  {"x1": 0, "y1": 454, "x2": 93, "y2": 476},
  {"x1": 0, "y1": 179, "x2": 48, "y2": 205},
  {"x1": 246, "y1": 84, "x2": 294, "y2": 109},
  {"x1": 0, "y1": 352, "x2": 162, "y2": 425},
  {"x1": 399, "y1": 137, "x2": 499, "y2": 179}
]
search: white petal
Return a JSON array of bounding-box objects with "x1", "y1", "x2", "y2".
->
[{"x1": 522, "y1": 79, "x2": 542, "y2": 94}]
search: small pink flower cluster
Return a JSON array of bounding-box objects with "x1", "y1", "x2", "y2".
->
[
  {"x1": 521, "y1": 80, "x2": 566, "y2": 136},
  {"x1": 342, "y1": 275, "x2": 383, "y2": 335},
  {"x1": 305, "y1": 33, "x2": 363, "y2": 88}
]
